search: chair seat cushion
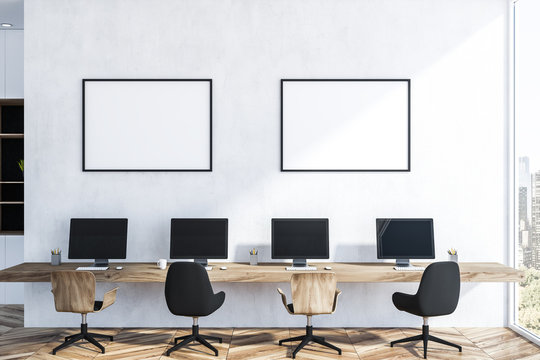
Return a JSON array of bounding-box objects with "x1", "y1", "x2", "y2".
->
[{"x1": 94, "y1": 301, "x2": 103, "y2": 312}]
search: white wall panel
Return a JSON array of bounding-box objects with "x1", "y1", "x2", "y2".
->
[
  {"x1": 5, "y1": 30, "x2": 23, "y2": 99},
  {"x1": 5, "y1": 236, "x2": 23, "y2": 303},
  {"x1": 0, "y1": 32, "x2": 5, "y2": 98},
  {"x1": 0, "y1": 236, "x2": 5, "y2": 303}
]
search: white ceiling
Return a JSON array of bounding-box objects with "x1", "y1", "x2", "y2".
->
[{"x1": 0, "y1": 0, "x2": 23, "y2": 29}]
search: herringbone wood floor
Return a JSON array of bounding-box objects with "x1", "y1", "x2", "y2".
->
[{"x1": 0, "y1": 306, "x2": 539, "y2": 359}]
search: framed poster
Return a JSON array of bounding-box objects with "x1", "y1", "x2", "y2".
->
[
  {"x1": 83, "y1": 79, "x2": 212, "y2": 171},
  {"x1": 281, "y1": 79, "x2": 410, "y2": 172}
]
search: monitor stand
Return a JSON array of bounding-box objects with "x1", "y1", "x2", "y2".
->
[
  {"x1": 93, "y1": 259, "x2": 109, "y2": 267},
  {"x1": 395, "y1": 259, "x2": 413, "y2": 268},
  {"x1": 292, "y1": 259, "x2": 307, "y2": 268},
  {"x1": 195, "y1": 258, "x2": 212, "y2": 270},
  {"x1": 194, "y1": 258, "x2": 208, "y2": 267},
  {"x1": 285, "y1": 259, "x2": 316, "y2": 271}
]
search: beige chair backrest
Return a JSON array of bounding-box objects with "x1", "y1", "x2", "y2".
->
[
  {"x1": 291, "y1": 272, "x2": 337, "y2": 315},
  {"x1": 51, "y1": 271, "x2": 96, "y2": 314}
]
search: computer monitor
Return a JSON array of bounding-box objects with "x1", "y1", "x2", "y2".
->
[
  {"x1": 68, "y1": 218, "x2": 128, "y2": 267},
  {"x1": 170, "y1": 218, "x2": 228, "y2": 267},
  {"x1": 376, "y1": 218, "x2": 435, "y2": 267},
  {"x1": 272, "y1": 218, "x2": 329, "y2": 268}
]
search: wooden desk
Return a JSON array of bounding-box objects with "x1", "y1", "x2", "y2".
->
[{"x1": 0, "y1": 262, "x2": 523, "y2": 283}]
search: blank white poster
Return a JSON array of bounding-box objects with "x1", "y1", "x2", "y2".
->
[
  {"x1": 282, "y1": 80, "x2": 410, "y2": 171},
  {"x1": 83, "y1": 80, "x2": 211, "y2": 171}
]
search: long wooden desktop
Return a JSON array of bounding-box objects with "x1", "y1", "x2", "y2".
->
[{"x1": 0, "y1": 262, "x2": 524, "y2": 283}]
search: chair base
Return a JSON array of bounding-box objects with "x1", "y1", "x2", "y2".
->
[
  {"x1": 52, "y1": 323, "x2": 113, "y2": 355},
  {"x1": 279, "y1": 325, "x2": 342, "y2": 359},
  {"x1": 166, "y1": 325, "x2": 222, "y2": 357},
  {"x1": 390, "y1": 325, "x2": 462, "y2": 359}
]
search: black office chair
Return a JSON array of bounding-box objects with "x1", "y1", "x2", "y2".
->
[
  {"x1": 390, "y1": 261, "x2": 462, "y2": 359},
  {"x1": 164, "y1": 262, "x2": 226, "y2": 357}
]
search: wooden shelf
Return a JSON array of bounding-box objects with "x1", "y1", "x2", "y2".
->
[
  {"x1": 0, "y1": 99, "x2": 23, "y2": 106},
  {"x1": 0, "y1": 134, "x2": 23, "y2": 138},
  {"x1": 0, "y1": 231, "x2": 23, "y2": 235}
]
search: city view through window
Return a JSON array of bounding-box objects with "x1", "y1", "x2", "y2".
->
[
  {"x1": 517, "y1": 157, "x2": 540, "y2": 336},
  {"x1": 515, "y1": 0, "x2": 540, "y2": 338}
]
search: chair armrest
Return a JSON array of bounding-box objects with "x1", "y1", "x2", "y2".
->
[
  {"x1": 98, "y1": 287, "x2": 118, "y2": 312},
  {"x1": 277, "y1": 288, "x2": 293, "y2": 314},
  {"x1": 332, "y1": 289, "x2": 342, "y2": 313}
]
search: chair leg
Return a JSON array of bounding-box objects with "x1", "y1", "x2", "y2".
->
[
  {"x1": 53, "y1": 333, "x2": 84, "y2": 355},
  {"x1": 64, "y1": 333, "x2": 77, "y2": 342},
  {"x1": 200, "y1": 334, "x2": 223, "y2": 343},
  {"x1": 279, "y1": 324, "x2": 341, "y2": 359},
  {"x1": 85, "y1": 334, "x2": 105, "y2": 354},
  {"x1": 390, "y1": 324, "x2": 462, "y2": 359},
  {"x1": 87, "y1": 332, "x2": 114, "y2": 341},
  {"x1": 197, "y1": 335, "x2": 219, "y2": 356},
  {"x1": 167, "y1": 335, "x2": 196, "y2": 356},
  {"x1": 390, "y1": 334, "x2": 423, "y2": 347},
  {"x1": 53, "y1": 318, "x2": 111, "y2": 355},
  {"x1": 292, "y1": 337, "x2": 311, "y2": 359},
  {"x1": 428, "y1": 335, "x2": 463, "y2": 352},
  {"x1": 279, "y1": 335, "x2": 305, "y2": 345},
  {"x1": 174, "y1": 334, "x2": 192, "y2": 344},
  {"x1": 312, "y1": 336, "x2": 342, "y2": 355},
  {"x1": 166, "y1": 324, "x2": 222, "y2": 357}
]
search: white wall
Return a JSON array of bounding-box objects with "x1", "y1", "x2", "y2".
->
[
  {"x1": 0, "y1": 237, "x2": 24, "y2": 304},
  {"x1": 24, "y1": 0, "x2": 510, "y2": 327},
  {"x1": 5, "y1": 30, "x2": 24, "y2": 99},
  {"x1": 0, "y1": 237, "x2": 4, "y2": 302},
  {"x1": 4, "y1": 236, "x2": 24, "y2": 304},
  {"x1": 0, "y1": 32, "x2": 5, "y2": 99},
  {"x1": 0, "y1": 30, "x2": 24, "y2": 98}
]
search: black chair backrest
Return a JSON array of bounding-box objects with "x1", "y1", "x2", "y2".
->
[
  {"x1": 417, "y1": 261, "x2": 460, "y2": 316},
  {"x1": 165, "y1": 262, "x2": 216, "y2": 316}
]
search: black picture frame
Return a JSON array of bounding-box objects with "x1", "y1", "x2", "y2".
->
[
  {"x1": 82, "y1": 79, "x2": 213, "y2": 172},
  {"x1": 280, "y1": 79, "x2": 411, "y2": 172}
]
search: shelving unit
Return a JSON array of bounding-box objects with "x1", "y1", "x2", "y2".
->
[
  {"x1": 0, "y1": 134, "x2": 24, "y2": 138},
  {"x1": 0, "y1": 100, "x2": 23, "y2": 234}
]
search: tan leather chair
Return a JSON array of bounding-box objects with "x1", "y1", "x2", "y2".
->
[
  {"x1": 51, "y1": 271, "x2": 118, "y2": 355},
  {"x1": 277, "y1": 272, "x2": 342, "y2": 359}
]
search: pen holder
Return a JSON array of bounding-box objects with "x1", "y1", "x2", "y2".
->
[
  {"x1": 51, "y1": 254, "x2": 61, "y2": 266},
  {"x1": 449, "y1": 254, "x2": 458, "y2": 263},
  {"x1": 249, "y1": 254, "x2": 258, "y2": 266}
]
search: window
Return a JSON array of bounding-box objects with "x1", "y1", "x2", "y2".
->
[{"x1": 514, "y1": 0, "x2": 540, "y2": 340}]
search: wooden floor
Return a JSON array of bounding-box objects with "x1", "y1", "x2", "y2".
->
[
  {"x1": 0, "y1": 306, "x2": 539, "y2": 360},
  {"x1": 0, "y1": 304, "x2": 23, "y2": 336}
]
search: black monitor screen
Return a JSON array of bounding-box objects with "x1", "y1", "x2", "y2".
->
[
  {"x1": 170, "y1": 219, "x2": 228, "y2": 259},
  {"x1": 272, "y1": 219, "x2": 329, "y2": 259},
  {"x1": 68, "y1": 218, "x2": 128, "y2": 260},
  {"x1": 376, "y1": 218, "x2": 434, "y2": 259}
]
